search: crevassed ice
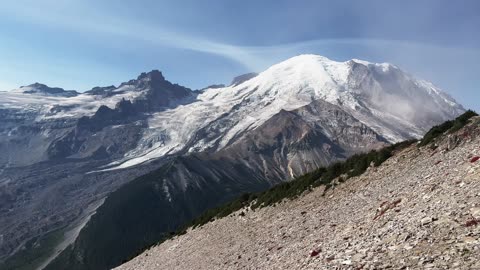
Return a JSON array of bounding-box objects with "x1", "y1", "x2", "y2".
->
[{"x1": 104, "y1": 55, "x2": 462, "y2": 170}]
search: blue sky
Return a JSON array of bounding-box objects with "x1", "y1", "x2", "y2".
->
[{"x1": 0, "y1": 0, "x2": 479, "y2": 110}]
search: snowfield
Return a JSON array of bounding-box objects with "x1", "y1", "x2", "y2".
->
[{"x1": 0, "y1": 84, "x2": 144, "y2": 120}]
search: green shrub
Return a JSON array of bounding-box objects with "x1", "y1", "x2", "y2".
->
[
  {"x1": 419, "y1": 110, "x2": 477, "y2": 146},
  {"x1": 449, "y1": 110, "x2": 478, "y2": 133}
]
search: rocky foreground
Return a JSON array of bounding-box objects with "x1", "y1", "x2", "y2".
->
[{"x1": 116, "y1": 117, "x2": 480, "y2": 270}]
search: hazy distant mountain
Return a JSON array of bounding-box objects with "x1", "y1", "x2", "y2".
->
[
  {"x1": 13, "y1": 83, "x2": 79, "y2": 97},
  {"x1": 230, "y1": 72, "x2": 258, "y2": 86}
]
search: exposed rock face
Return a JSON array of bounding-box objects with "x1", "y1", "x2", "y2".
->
[
  {"x1": 116, "y1": 117, "x2": 480, "y2": 270},
  {"x1": 122, "y1": 70, "x2": 193, "y2": 111},
  {"x1": 216, "y1": 99, "x2": 388, "y2": 179},
  {"x1": 345, "y1": 60, "x2": 461, "y2": 137}
]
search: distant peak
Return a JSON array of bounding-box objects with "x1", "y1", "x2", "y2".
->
[
  {"x1": 21, "y1": 82, "x2": 51, "y2": 90},
  {"x1": 27, "y1": 82, "x2": 48, "y2": 88},
  {"x1": 230, "y1": 72, "x2": 258, "y2": 86},
  {"x1": 18, "y1": 83, "x2": 78, "y2": 97},
  {"x1": 137, "y1": 70, "x2": 165, "y2": 82},
  {"x1": 119, "y1": 70, "x2": 168, "y2": 89}
]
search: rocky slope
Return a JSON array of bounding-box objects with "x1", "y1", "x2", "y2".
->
[
  {"x1": 0, "y1": 54, "x2": 465, "y2": 269},
  {"x1": 116, "y1": 116, "x2": 480, "y2": 270}
]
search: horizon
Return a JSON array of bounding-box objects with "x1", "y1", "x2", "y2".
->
[{"x1": 1, "y1": 1, "x2": 479, "y2": 110}]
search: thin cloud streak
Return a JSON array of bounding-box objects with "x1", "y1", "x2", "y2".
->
[
  {"x1": 0, "y1": 1, "x2": 262, "y2": 69},
  {"x1": 2, "y1": 1, "x2": 479, "y2": 73}
]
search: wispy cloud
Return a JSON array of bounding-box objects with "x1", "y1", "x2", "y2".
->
[
  {"x1": 0, "y1": 1, "x2": 265, "y2": 69},
  {"x1": 2, "y1": 1, "x2": 479, "y2": 73}
]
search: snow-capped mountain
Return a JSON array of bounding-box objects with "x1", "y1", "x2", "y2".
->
[
  {"x1": 0, "y1": 55, "x2": 464, "y2": 170},
  {"x1": 0, "y1": 54, "x2": 464, "y2": 268},
  {"x1": 0, "y1": 70, "x2": 193, "y2": 166},
  {"x1": 98, "y1": 54, "x2": 464, "y2": 170}
]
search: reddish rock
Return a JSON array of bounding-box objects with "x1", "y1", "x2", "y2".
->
[
  {"x1": 310, "y1": 249, "x2": 320, "y2": 257},
  {"x1": 465, "y1": 216, "x2": 479, "y2": 227}
]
